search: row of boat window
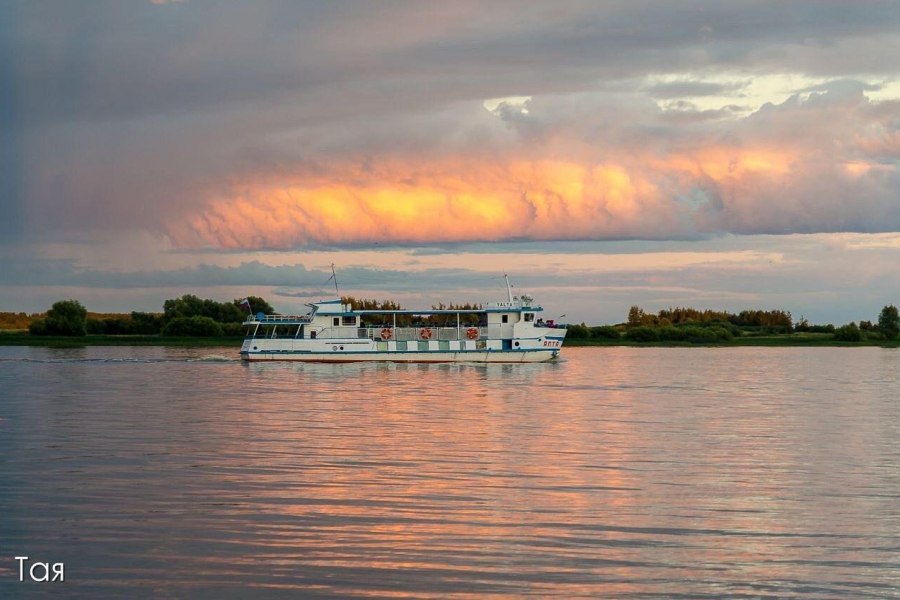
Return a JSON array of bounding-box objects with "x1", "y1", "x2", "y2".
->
[
  {"x1": 374, "y1": 340, "x2": 487, "y2": 351},
  {"x1": 329, "y1": 313, "x2": 537, "y2": 327}
]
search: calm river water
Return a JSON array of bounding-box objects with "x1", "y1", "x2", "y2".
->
[{"x1": 1, "y1": 346, "x2": 899, "y2": 598}]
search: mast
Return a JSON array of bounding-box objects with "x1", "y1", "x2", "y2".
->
[
  {"x1": 504, "y1": 273, "x2": 513, "y2": 303},
  {"x1": 331, "y1": 263, "x2": 340, "y2": 298}
]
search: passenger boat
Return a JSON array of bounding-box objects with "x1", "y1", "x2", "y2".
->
[{"x1": 240, "y1": 277, "x2": 567, "y2": 363}]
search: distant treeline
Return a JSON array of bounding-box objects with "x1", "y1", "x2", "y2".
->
[
  {"x1": 11, "y1": 296, "x2": 900, "y2": 344},
  {"x1": 25, "y1": 295, "x2": 275, "y2": 338},
  {"x1": 627, "y1": 306, "x2": 793, "y2": 330},
  {"x1": 1, "y1": 312, "x2": 43, "y2": 330},
  {"x1": 566, "y1": 304, "x2": 900, "y2": 344},
  {"x1": 1, "y1": 311, "x2": 128, "y2": 331}
]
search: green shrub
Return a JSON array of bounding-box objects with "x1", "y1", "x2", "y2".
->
[
  {"x1": 129, "y1": 312, "x2": 164, "y2": 334},
  {"x1": 625, "y1": 326, "x2": 661, "y2": 342},
  {"x1": 659, "y1": 326, "x2": 687, "y2": 341},
  {"x1": 834, "y1": 323, "x2": 862, "y2": 342},
  {"x1": 29, "y1": 300, "x2": 88, "y2": 336},
  {"x1": 681, "y1": 326, "x2": 715, "y2": 342},
  {"x1": 101, "y1": 318, "x2": 129, "y2": 335},
  {"x1": 709, "y1": 327, "x2": 733, "y2": 342},
  {"x1": 161, "y1": 316, "x2": 224, "y2": 337},
  {"x1": 28, "y1": 318, "x2": 48, "y2": 336},
  {"x1": 673, "y1": 320, "x2": 741, "y2": 337},
  {"x1": 590, "y1": 325, "x2": 620, "y2": 339},
  {"x1": 740, "y1": 325, "x2": 792, "y2": 335},
  {"x1": 86, "y1": 318, "x2": 106, "y2": 334},
  {"x1": 806, "y1": 324, "x2": 835, "y2": 334},
  {"x1": 566, "y1": 323, "x2": 590, "y2": 339},
  {"x1": 221, "y1": 322, "x2": 248, "y2": 336}
]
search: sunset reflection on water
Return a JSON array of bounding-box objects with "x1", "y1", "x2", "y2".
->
[{"x1": 1, "y1": 347, "x2": 899, "y2": 598}]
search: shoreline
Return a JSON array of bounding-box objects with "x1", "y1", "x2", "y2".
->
[
  {"x1": 566, "y1": 338, "x2": 900, "y2": 348},
  {"x1": 2, "y1": 333, "x2": 899, "y2": 348},
  {"x1": 0, "y1": 334, "x2": 246, "y2": 347}
]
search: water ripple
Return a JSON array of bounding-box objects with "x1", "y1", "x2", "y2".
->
[{"x1": 1, "y1": 345, "x2": 899, "y2": 598}]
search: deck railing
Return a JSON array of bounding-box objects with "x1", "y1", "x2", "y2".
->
[
  {"x1": 248, "y1": 323, "x2": 566, "y2": 340},
  {"x1": 248, "y1": 314, "x2": 312, "y2": 323}
]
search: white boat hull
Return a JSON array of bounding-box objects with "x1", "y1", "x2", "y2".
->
[
  {"x1": 240, "y1": 295, "x2": 567, "y2": 364},
  {"x1": 241, "y1": 349, "x2": 561, "y2": 363}
]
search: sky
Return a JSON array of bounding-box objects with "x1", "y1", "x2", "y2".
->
[{"x1": 2, "y1": 0, "x2": 900, "y2": 324}]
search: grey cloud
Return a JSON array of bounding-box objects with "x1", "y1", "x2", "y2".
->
[
  {"x1": 11, "y1": 1, "x2": 900, "y2": 127},
  {"x1": 0, "y1": 2, "x2": 23, "y2": 238},
  {"x1": 0, "y1": 257, "x2": 490, "y2": 291},
  {"x1": 3, "y1": 233, "x2": 900, "y2": 325},
  {"x1": 645, "y1": 81, "x2": 745, "y2": 99},
  {"x1": 0, "y1": 259, "x2": 323, "y2": 289},
  {"x1": 6, "y1": 1, "x2": 900, "y2": 245}
]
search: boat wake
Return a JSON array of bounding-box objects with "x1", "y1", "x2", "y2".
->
[{"x1": 189, "y1": 354, "x2": 239, "y2": 362}]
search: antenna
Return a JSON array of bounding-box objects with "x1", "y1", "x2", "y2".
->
[
  {"x1": 504, "y1": 273, "x2": 513, "y2": 303},
  {"x1": 331, "y1": 263, "x2": 340, "y2": 298}
]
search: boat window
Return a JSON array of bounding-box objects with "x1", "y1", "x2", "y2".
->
[
  {"x1": 333, "y1": 317, "x2": 340, "y2": 327},
  {"x1": 524, "y1": 313, "x2": 534, "y2": 322},
  {"x1": 396, "y1": 341, "x2": 407, "y2": 351},
  {"x1": 342, "y1": 315, "x2": 356, "y2": 326},
  {"x1": 502, "y1": 314, "x2": 509, "y2": 324},
  {"x1": 311, "y1": 330, "x2": 317, "y2": 339}
]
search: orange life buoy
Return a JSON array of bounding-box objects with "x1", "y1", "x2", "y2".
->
[
  {"x1": 466, "y1": 327, "x2": 479, "y2": 340},
  {"x1": 420, "y1": 328, "x2": 433, "y2": 340},
  {"x1": 381, "y1": 328, "x2": 393, "y2": 340}
]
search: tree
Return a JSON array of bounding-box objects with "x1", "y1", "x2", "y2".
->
[
  {"x1": 566, "y1": 323, "x2": 590, "y2": 339},
  {"x1": 29, "y1": 300, "x2": 88, "y2": 336},
  {"x1": 164, "y1": 294, "x2": 247, "y2": 323},
  {"x1": 834, "y1": 322, "x2": 862, "y2": 342},
  {"x1": 590, "y1": 326, "x2": 620, "y2": 339},
  {"x1": 879, "y1": 305, "x2": 900, "y2": 340},
  {"x1": 625, "y1": 326, "x2": 661, "y2": 342},
  {"x1": 627, "y1": 306, "x2": 645, "y2": 328},
  {"x1": 235, "y1": 296, "x2": 274, "y2": 316},
  {"x1": 161, "y1": 316, "x2": 224, "y2": 337}
]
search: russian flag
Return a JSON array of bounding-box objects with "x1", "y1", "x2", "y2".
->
[{"x1": 239, "y1": 298, "x2": 251, "y2": 311}]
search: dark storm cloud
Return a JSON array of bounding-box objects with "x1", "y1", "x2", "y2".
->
[
  {"x1": 0, "y1": 258, "x2": 325, "y2": 288},
  {"x1": 0, "y1": 257, "x2": 485, "y2": 291},
  {"x1": 12, "y1": 1, "x2": 900, "y2": 125},
  {"x1": 5, "y1": 0, "x2": 900, "y2": 245},
  {"x1": 0, "y1": 1, "x2": 23, "y2": 238}
]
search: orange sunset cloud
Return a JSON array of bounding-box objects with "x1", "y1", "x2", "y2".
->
[{"x1": 167, "y1": 147, "x2": 802, "y2": 249}]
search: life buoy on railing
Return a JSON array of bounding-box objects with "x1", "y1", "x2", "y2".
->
[
  {"x1": 466, "y1": 327, "x2": 479, "y2": 340},
  {"x1": 381, "y1": 328, "x2": 393, "y2": 340},
  {"x1": 420, "y1": 328, "x2": 433, "y2": 340}
]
